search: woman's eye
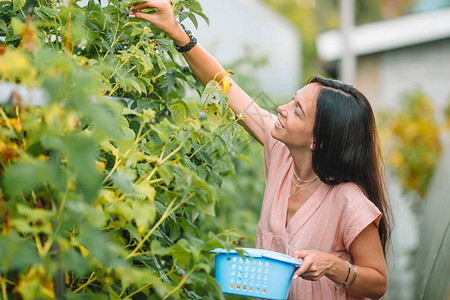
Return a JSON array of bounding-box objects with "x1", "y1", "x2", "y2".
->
[{"x1": 294, "y1": 109, "x2": 299, "y2": 116}]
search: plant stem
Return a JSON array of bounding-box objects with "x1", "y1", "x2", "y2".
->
[
  {"x1": 0, "y1": 275, "x2": 7, "y2": 300},
  {"x1": 189, "y1": 121, "x2": 235, "y2": 159},
  {"x1": 109, "y1": 39, "x2": 143, "y2": 80},
  {"x1": 159, "y1": 146, "x2": 166, "y2": 161},
  {"x1": 120, "y1": 281, "x2": 150, "y2": 299},
  {"x1": 126, "y1": 194, "x2": 191, "y2": 260},
  {"x1": 162, "y1": 266, "x2": 196, "y2": 300},
  {"x1": 102, "y1": 153, "x2": 120, "y2": 184},
  {"x1": 143, "y1": 142, "x2": 184, "y2": 182},
  {"x1": 0, "y1": 107, "x2": 14, "y2": 131},
  {"x1": 148, "y1": 178, "x2": 163, "y2": 185},
  {"x1": 108, "y1": 83, "x2": 120, "y2": 96},
  {"x1": 34, "y1": 234, "x2": 44, "y2": 256},
  {"x1": 73, "y1": 272, "x2": 96, "y2": 294},
  {"x1": 42, "y1": 236, "x2": 54, "y2": 256},
  {"x1": 120, "y1": 268, "x2": 176, "y2": 299},
  {"x1": 102, "y1": 122, "x2": 151, "y2": 183},
  {"x1": 126, "y1": 196, "x2": 178, "y2": 259},
  {"x1": 102, "y1": 13, "x2": 126, "y2": 61}
]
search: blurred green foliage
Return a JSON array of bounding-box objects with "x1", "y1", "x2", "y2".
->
[{"x1": 379, "y1": 91, "x2": 442, "y2": 199}]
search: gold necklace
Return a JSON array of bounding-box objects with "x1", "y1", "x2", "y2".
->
[
  {"x1": 289, "y1": 178, "x2": 319, "y2": 198},
  {"x1": 292, "y1": 174, "x2": 318, "y2": 187},
  {"x1": 293, "y1": 170, "x2": 318, "y2": 183}
]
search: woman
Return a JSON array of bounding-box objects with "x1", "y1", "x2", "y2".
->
[{"x1": 130, "y1": 1, "x2": 391, "y2": 299}]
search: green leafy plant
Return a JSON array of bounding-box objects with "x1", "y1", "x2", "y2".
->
[{"x1": 0, "y1": 0, "x2": 251, "y2": 298}]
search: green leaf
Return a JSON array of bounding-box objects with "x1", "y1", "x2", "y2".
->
[
  {"x1": 16, "y1": 204, "x2": 55, "y2": 222},
  {"x1": 206, "y1": 166, "x2": 223, "y2": 187},
  {"x1": 131, "y1": 26, "x2": 143, "y2": 37},
  {"x1": 3, "y1": 160, "x2": 65, "y2": 197},
  {"x1": 134, "y1": 182, "x2": 156, "y2": 201},
  {"x1": 151, "y1": 239, "x2": 170, "y2": 256},
  {"x1": 13, "y1": 0, "x2": 25, "y2": 11},
  {"x1": 119, "y1": 116, "x2": 136, "y2": 141},
  {"x1": 78, "y1": 225, "x2": 123, "y2": 268},
  {"x1": 135, "y1": 76, "x2": 147, "y2": 95},
  {"x1": 0, "y1": 19, "x2": 6, "y2": 33},
  {"x1": 63, "y1": 135, "x2": 102, "y2": 202},
  {"x1": 167, "y1": 218, "x2": 181, "y2": 241},
  {"x1": 152, "y1": 119, "x2": 174, "y2": 144},
  {"x1": 194, "y1": 11, "x2": 210, "y2": 26},
  {"x1": 169, "y1": 239, "x2": 191, "y2": 268},
  {"x1": 153, "y1": 55, "x2": 167, "y2": 78},
  {"x1": 201, "y1": 81, "x2": 219, "y2": 103},
  {"x1": 178, "y1": 11, "x2": 189, "y2": 23},
  {"x1": 188, "y1": 13, "x2": 199, "y2": 29},
  {"x1": 140, "y1": 55, "x2": 154, "y2": 74},
  {"x1": 5, "y1": 24, "x2": 20, "y2": 43},
  {"x1": 195, "y1": 148, "x2": 213, "y2": 165},
  {"x1": 134, "y1": 202, "x2": 156, "y2": 230},
  {"x1": 10, "y1": 18, "x2": 24, "y2": 35},
  {"x1": 219, "y1": 92, "x2": 229, "y2": 117},
  {"x1": 196, "y1": 165, "x2": 207, "y2": 179},
  {"x1": 0, "y1": 231, "x2": 41, "y2": 271},
  {"x1": 206, "y1": 103, "x2": 222, "y2": 132},
  {"x1": 111, "y1": 170, "x2": 136, "y2": 195},
  {"x1": 0, "y1": 1, "x2": 12, "y2": 8},
  {"x1": 125, "y1": 223, "x2": 142, "y2": 242},
  {"x1": 169, "y1": 100, "x2": 187, "y2": 126},
  {"x1": 197, "y1": 262, "x2": 211, "y2": 273},
  {"x1": 61, "y1": 247, "x2": 90, "y2": 276},
  {"x1": 34, "y1": 6, "x2": 59, "y2": 21}
]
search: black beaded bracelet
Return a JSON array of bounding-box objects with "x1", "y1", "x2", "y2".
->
[{"x1": 173, "y1": 29, "x2": 197, "y2": 53}]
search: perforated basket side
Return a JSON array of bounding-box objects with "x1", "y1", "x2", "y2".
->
[{"x1": 214, "y1": 252, "x2": 297, "y2": 299}]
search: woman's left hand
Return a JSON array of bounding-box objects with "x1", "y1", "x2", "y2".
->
[{"x1": 292, "y1": 249, "x2": 335, "y2": 281}]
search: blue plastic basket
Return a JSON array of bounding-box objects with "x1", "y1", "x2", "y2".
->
[{"x1": 211, "y1": 248, "x2": 301, "y2": 300}]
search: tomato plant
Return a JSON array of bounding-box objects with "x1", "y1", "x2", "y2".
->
[{"x1": 0, "y1": 0, "x2": 252, "y2": 298}]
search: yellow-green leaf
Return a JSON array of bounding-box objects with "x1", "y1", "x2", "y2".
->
[
  {"x1": 206, "y1": 103, "x2": 222, "y2": 132},
  {"x1": 13, "y1": 0, "x2": 25, "y2": 12}
]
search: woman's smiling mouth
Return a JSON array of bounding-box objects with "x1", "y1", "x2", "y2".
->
[{"x1": 275, "y1": 118, "x2": 285, "y2": 129}]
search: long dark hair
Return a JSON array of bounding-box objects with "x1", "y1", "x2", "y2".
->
[{"x1": 307, "y1": 75, "x2": 391, "y2": 255}]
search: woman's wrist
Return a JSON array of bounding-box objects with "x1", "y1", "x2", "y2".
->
[
  {"x1": 326, "y1": 257, "x2": 357, "y2": 289},
  {"x1": 325, "y1": 255, "x2": 346, "y2": 282},
  {"x1": 168, "y1": 24, "x2": 191, "y2": 46}
]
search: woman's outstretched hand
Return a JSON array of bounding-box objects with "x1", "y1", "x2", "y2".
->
[{"x1": 129, "y1": 0, "x2": 180, "y2": 38}]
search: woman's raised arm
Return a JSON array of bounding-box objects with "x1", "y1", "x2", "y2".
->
[{"x1": 130, "y1": 0, "x2": 276, "y2": 145}]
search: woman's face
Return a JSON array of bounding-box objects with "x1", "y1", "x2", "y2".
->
[{"x1": 271, "y1": 83, "x2": 321, "y2": 150}]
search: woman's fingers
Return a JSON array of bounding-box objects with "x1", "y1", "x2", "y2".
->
[
  {"x1": 294, "y1": 249, "x2": 312, "y2": 259},
  {"x1": 293, "y1": 258, "x2": 311, "y2": 279},
  {"x1": 130, "y1": 0, "x2": 171, "y2": 11},
  {"x1": 129, "y1": 11, "x2": 155, "y2": 23},
  {"x1": 292, "y1": 249, "x2": 333, "y2": 281},
  {"x1": 131, "y1": 0, "x2": 158, "y2": 11},
  {"x1": 128, "y1": 0, "x2": 178, "y2": 34}
]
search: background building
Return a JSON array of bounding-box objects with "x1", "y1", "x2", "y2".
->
[{"x1": 316, "y1": 7, "x2": 450, "y2": 121}]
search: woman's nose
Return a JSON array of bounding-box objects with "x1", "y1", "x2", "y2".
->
[{"x1": 277, "y1": 105, "x2": 287, "y2": 116}]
